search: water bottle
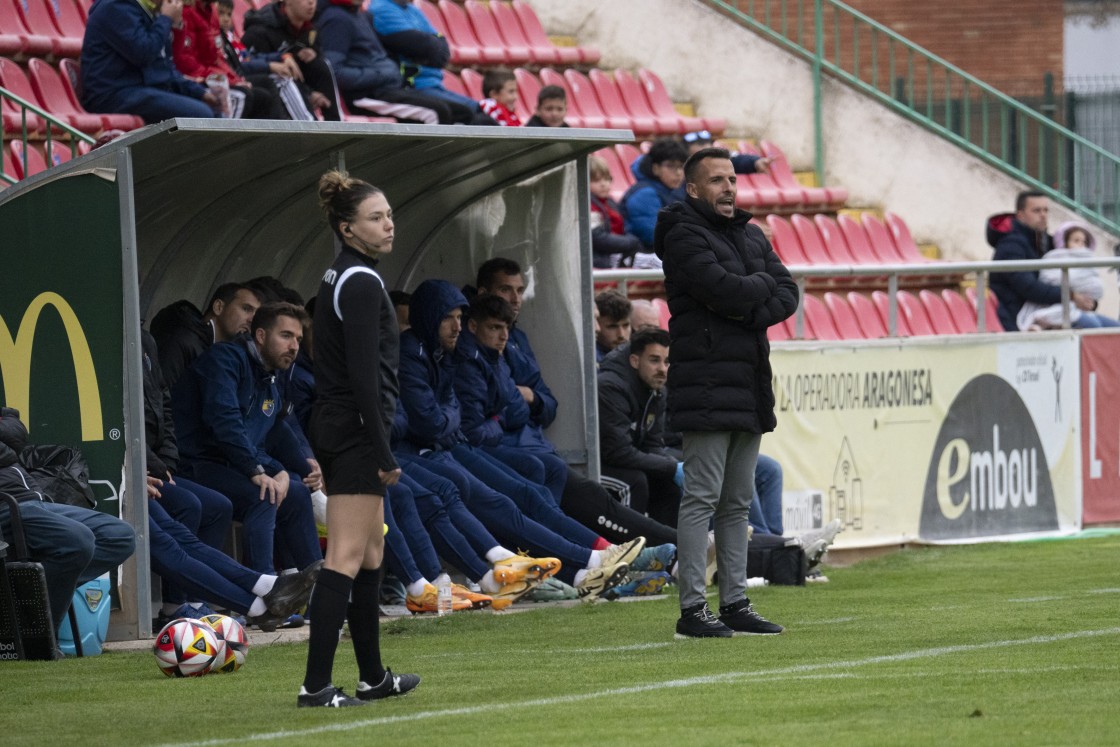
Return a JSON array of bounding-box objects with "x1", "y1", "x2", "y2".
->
[{"x1": 436, "y1": 576, "x2": 453, "y2": 617}]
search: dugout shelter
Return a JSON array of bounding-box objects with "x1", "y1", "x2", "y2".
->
[{"x1": 0, "y1": 119, "x2": 629, "y2": 640}]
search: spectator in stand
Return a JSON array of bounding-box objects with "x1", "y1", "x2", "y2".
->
[
  {"x1": 454, "y1": 294, "x2": 678, "y2": 551},
  {"x1": 1015, "y1": 220, "x2": 1118, "y2": 330},
  {"x1": 597, "y1": 328, "x2": 683, "y2": 529},
  {"x1": 80, "y1": 0, "x2": 221, "y2": 123},
  {"x1": 524, "y1": 85, "x2": 568, "y2": 128},
  {"x1": 150, "y1": 282, "x2": 262, "y2": 390},
  {"x1": 172, "y1": 302, "x2": 323, "y2": 578},
  {"x1": 683, "y1": 130, "x2": 771, "y2": 173},
  {"x1": 594, "y1": 289, "x2": 631, "y2": 363},
  {"x1": 397, "y1": 279, "x2": 642, "y2": 601},
  {"x1": 0, "y1": 408, "x2": 136, "y2": 640},
  {"x1": 989, "y1": 192, "x2": 1116, "y2": 331},
  {"x1": 216, "y1": 0, "x2": 318, "y2": 120},
  {"x1": 315, "y1": 0, "x2": 475, "y2": 124},
  {"x1": 241, "y1": 0, "x2": 339, "y2": 120},
  {"x1": 657, "y1": 146, "x2": 797, "y2": 638},
  {"x1": 589, "y1": 155, "x2": 641, "y2": 269},
  {"x1": 622, "y1": 138, "x2": 689, "y2": 268},
  {"x1": 173, "y1": 0, "x2": 287, "y2": 119},
  {"x1": 369, "y1": 0, "x2": 492, "y2": 124},
  {"x1": 479, "y1": 70, "x2": 522, "y2": 127},
  {"x1": 628, "y1": 299, "x2": 661, "y2": 331}
]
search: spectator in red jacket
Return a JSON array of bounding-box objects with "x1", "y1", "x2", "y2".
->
[{"x1": 479, "y1": 70, "x2": 521, "y2": 127}]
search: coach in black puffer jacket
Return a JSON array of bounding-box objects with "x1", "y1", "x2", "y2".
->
[
  {"x1": 654, "y1": 186, "x2": 798, "y2": 434},
  {"x1": 0, "y1": 407, "x2": 43, "y2": 503}
]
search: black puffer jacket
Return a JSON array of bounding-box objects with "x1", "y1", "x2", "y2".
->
[
  {"x1": 0, "y1": 408, "x2": 45, "y2": 503},
  {"x1": 597, "y1": 343, "x2": 679, "y2": 478},
  {"x1": 654, "y1": 197, "x2": 798, "y2": 433},
  {"x1": 149, "y1": 299, "x2": 212, "y2": 390},
  {"x1": 141, "y1": 329, "x2": 178, "y2": 478}
]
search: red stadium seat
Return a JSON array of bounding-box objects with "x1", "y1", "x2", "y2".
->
[
  {"x1": 16, "y1": 0, "x2": 80, "y2": 57},
  {"x1": 511, "y1": 0, "x2": 592, "y2": 65},
  {"x1": 43, "y1": 0, "x2": 86, "y2": 54},
  {"x1": 940, "y1": 289, "x2": 977, "y2": 333},
  {"x1": 538, "y1": 67, "x2": 592, "y2": 127},
  {"x1": 589, "y1": 69, "x2": 657, "y2": 137},
  {"x1": 593, "y1": 147, "x2": 630, "y2": 203},
  {"x1": 416, "y1": 0, "x2": 479, "y2": 65},
  {"x1": 44, "y1": 137, "x2": 79, "y2": 167},
  {"x1": 651, "y1": 297, "x2": 670, "y2": 330},
  {"x1": 491, "y1": 0, "x2": 557, "y2": 65},
  {"x1": 804, "y1": 293, "x2": 841, "y2": 340},
  {"x1": 564, "y1": 69, "x2": 629, "y2": 130},
  {"x1": 919, "y1": 289, "x2": 963, "y2": 335},
  {"x1": 58, "y1": 59, "x2": 146, "y2": 131},
  {"x1": 458, "y1": 68, "x2": 483, "y2": 101},
  {"x1": 614, "y1": 68, "x2": 677, "y2": 135},
  {"x1": 965, "y1": 286, "x2": 1005, "y2": 333},
  {"x1": 897, "y1": 290, "x2": 936, "y2": 336},
  {"x1": 27, "y1": 58, "x2": 103, "y2": 134},
  {"x1": 871, "y1": 290, "x2": 911, "y2": 336},
  {"x1": 512, "y1": 67, "x2": 541, "y2": 123},
  {"x1": 2, "y1": 142, "x2": 19, "y2": 183},
  {"x1": 814, "y1": 214, "x2": 884, "y2": 287},
  {"x1": 768, "y1": 316, "x2": 792, "y2": 342},
  {"x1": 735, "y1": 140, "x2": 804, "y2": 210},
  {"x1": 847, "y1": 291, "x2": 888, "y2": 338},
  {"x1": 765, "y1": 215, "x2": 809, "y2": 266},
  {"x1": 761, "y1": 140, "x2": 848, "y2": 209},
  {"x1": 464, "y1": 0, "x2": 530, "y2": 65},
  {"x1": 633, "y1": 68, "x2": 706, "y2": 134},
  {"x1": 823, "y1": 291, "x2": 866, "y2": 339},
  {"x1": 441, "y1": 70, "x2": 467, "y2": 99},
  {"x1": 0, "y1": 57, "x2": 46, "y2": 134},
  {"x1": 861, "y1": 214, "x2": 905, "y2": 264},
  {"x1": 439, "y1": 0, "x2": 505, "y2": 64},
  {"x1": 791, "y1": 213, "x2": 835, "y2": 266},
  {"x1": 0, "y1": 0, "x2": 57, "y2": 58},
  {"x1": 884, "y1": 212, "x2": 934, "y2": 265},
  {"x1": 72, "y1": 0, "x2": 90, "y2": 20},
  {"x1": 7, "y1": 138, "x2": 48, "y2": 179},
  {"x1": 613, "y1": 142, "x2": 641, "y2": 190}
]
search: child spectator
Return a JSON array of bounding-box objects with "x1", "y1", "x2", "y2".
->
[
  {"x1": 525, "y1": 85, "x2": 568, "y2": 127},
  {"x1": 479, "y1": 70, "x2": 521, "y2": 127},
  {"x1": 621, "y1": 138, "x2": 688, "y2": 268},
  {"x1": 1017, "y1": 221, "x2": 1119, "y2": 330},
  {"x1": 589, "y1": 155, "x2": 641, "y2": 268}
]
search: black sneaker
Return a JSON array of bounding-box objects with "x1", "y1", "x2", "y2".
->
[
  {"x1": 718, "y1": 599, "x2": 784, "y2": 635},
  {"x1": 675, "y1": 603, "x2": 733, "y2": 639},
  {"x1": 356, "y1": 669, "x2": 421, "y2": 701},
  {"x1": 264, "y1": 560, "x2": 324, "y2": 617},
  {"x1": 297, "y1": 685, "x2": 366, "y2": 708}
]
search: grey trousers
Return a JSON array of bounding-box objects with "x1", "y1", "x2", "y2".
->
[{"x1": 677, "y1": 430, "x2": 761, "y2": 610}]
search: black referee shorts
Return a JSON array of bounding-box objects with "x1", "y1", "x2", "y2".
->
[{"x1": 309, "y1": 403, "x2": 385, "y2": 496}]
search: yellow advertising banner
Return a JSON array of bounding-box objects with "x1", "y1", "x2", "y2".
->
[{"x1": 766, "y1": 336, "x2": 1081, "y2": 548}]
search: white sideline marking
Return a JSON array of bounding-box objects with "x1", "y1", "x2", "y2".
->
[
  {"x1": 161, "y1": 627, "x2": 1120, "y2": 747},
  {"x1": 412, "y1": 642, "x2": 673, "y2": 659},
  {"x1": 1008, "y1": 596, "x2": 1064, "y2": 603},
  {"x1": 1087, "y1": 588, "x2": 1120, "y2": 594}
]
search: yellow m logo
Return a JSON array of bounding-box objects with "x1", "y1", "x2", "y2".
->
[{"x1": 0, "y1": 292, "x2": 103, "y2": 441}]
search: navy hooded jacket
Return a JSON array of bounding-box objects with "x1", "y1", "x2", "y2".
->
[
  {"x1": 987, "y1": 213, "x2": 1061, "y2": 331},
  {"x1": 397, "y1": 280, "x2": 469, "y2": 453},
  {"x1": 453, "y1": 329, "x2": 534, "y2": 448},
  {"x1": 504, "y1": 324, "x2": 558, "y2": 429},
  {"x1": 315, "y1": 0, "x2": 401, "y2": 97}
]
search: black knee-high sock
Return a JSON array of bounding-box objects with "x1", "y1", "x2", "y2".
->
[
  {"x1": 302, "y1": 568, "x2": 353, "y2": 692},
  {"x1": 349, "y1": 566, "x2": 385, "y2": 686}
]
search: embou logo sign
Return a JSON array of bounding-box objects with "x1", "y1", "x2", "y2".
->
[
  {"x1": 920, "y1": 374, "x2": 1058, "y2": 539},
  {"x1": 0, "y1": 292, "x2": 103, "y2": 441}
]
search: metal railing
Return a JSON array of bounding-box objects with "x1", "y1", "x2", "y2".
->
[
  {"x1": 704, "y1": 0, "x2": 1120, "y2": 235},
  {"x1": 0, "y1": 87, "x2": 96, "y2": 186},
  {"x1": 593, "y1": 255, "x2": 1120, "y2": 337}
]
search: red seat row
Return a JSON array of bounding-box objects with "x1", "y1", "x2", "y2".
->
[
  {"x1": 765, "y1": 211, "x2": 957, "y2": 287},
  {"x1": 1, "y1": 56, "x2": 144, "y2": 136},
  {"x1": 0, "y1": 0, "x2": 86, "y2": 59},
  {"x1": 769, "y1": 288, "x2": 1004, "y2": 341},
  {"x1": 2, "y1": 136, "x2": 87, "y2": 183},
  {"x1": 720, "y1": 140, "x2": 846, "y2": 213},
  {"x1": 447, "y1": 65, "x2": 724, "y2": 136},
  {"x1": 417, "y1": 0, "x2": 599, "y2": 68}
]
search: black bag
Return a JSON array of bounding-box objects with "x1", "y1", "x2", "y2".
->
[
  {"x1": 0, "y1": 494, "x2": 62, "y2": 660},
  {"x1": 19, "y1": 445, "x2": 97, "y2": 509},
  {"x1": 748, "y1": 535, "x2": 808, "y2": 586}
]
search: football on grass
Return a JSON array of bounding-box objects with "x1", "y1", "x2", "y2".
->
[{"x1": 153, "y1": 618, "x2": 220, "y2": 677}]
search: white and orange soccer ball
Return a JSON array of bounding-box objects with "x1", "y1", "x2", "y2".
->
[
  {"x1": 198, "y1": 613, "x2": 249, "y2": 674},
  {"x1": 153, "y1": 618, "x2": 220, "y2": 677}
]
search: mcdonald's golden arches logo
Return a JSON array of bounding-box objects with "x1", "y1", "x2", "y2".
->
[{"x1": 0, "y1": 292, "x2": 104, "y2": 441}]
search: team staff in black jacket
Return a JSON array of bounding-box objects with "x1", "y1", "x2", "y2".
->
[
  {"x1": 656, "y1": 147, "x2": 798, "y2": 639},
  {"x1": 298, "y1": 171, "x2": 418, "y2": 709}
]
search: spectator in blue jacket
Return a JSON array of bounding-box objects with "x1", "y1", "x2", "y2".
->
[
  {"x1": 397, "y1": 279, "x2": 642, "y2": 601},
  {"x1": 80, "y1": 0, "x2": 220, "y2": 123},
  {"x1": 315, "y1": 0, "x2": 473, "y2": 123},
  {"x1": 369, "y1": 0, "x2": 483, "y2": 115},
  {"x1": 621, "y1": 138, "x2": 689, "y2": 261},
  {"x1": 173, "y1": 302, "x2": 323, "y2": 576}
]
